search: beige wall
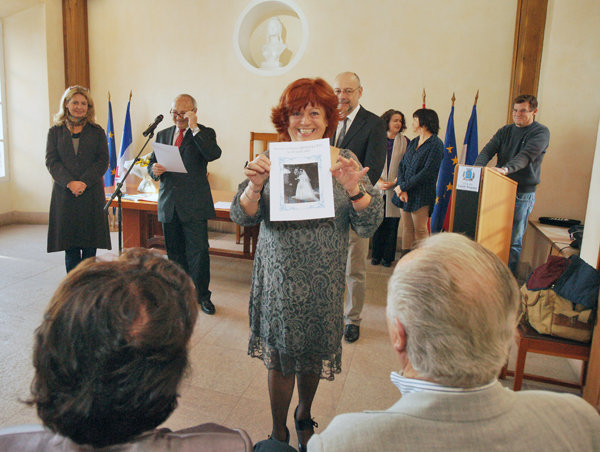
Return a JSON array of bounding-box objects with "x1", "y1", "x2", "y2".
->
[
  {"x1": 2, "y1": 4, "x2": 52, "y2": 215},
  {"x1": 1, "y1": 0, "x2": 599, "y2": 257},
  {"x1": 86, "y1": 0, "x2": 517, "y2": 192},
  {"x1": 535, "y1": 0, "x2": 600, "y2": 222}
]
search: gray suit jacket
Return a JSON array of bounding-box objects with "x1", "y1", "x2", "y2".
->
[
  {"x1": 331, "y1": 106, "x2": 387, "y2": 185},
  {"x1": 308, "y1": 382, "x2": 600, "y2": 451}
]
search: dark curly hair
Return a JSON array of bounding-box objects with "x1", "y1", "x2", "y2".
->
[
  {"x1": 381, "y1": 109, "x2": 407, "y2": 133},
  {"x1": 413, "y1": 108, "x2": 440, "y2": 135},
  {"x1": 28, "y1": 248, "x2": 199, "y2": 448},
  {"x1": 271, "y1": 77, "x2": 339, "y2": 142}
]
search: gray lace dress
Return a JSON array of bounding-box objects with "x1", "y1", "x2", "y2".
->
[{"x1": 230, "y1": 149, "x2": 383, "y2": 380}]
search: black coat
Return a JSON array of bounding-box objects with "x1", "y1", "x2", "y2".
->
[
  {"x1": 330, "y1": 106, "x2": 387, "y2": 186},
  {"x1": 148, "y1": 124, "x2": 221, "y2": 223},
  {"x1": 46, "y1": 123, "x2": 111, "y2": 252}
]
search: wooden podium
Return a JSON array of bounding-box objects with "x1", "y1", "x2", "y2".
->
[{"x1": 449, "y1": 166, "x2": 518, "y2": 264}]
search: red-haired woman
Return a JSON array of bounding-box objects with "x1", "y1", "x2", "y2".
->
[{"x1": 230, "y1": 78, "x2": 383, "y2": 451}]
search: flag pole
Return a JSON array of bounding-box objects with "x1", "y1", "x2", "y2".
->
[
  {"x1": 474, "y1": 89, "x2": 479, "y2": 106},
  {"x1": 451, "y1": 92, "x2": 456, "y2": 107},
  {"x1": 422, "y1": 88, "x2": 426, "y2": 108},
  {"x1": 129, "y1": 90, "x2": 132, "y2": 102}
]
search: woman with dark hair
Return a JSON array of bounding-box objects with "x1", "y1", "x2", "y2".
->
[
  {"x1": 230, "y1": 78, "x2": 382, "y2": 451},
  {"x1": 45, "y1": 85, "x2": 111, "y2": 272},
  {"x1": 371, "y1": 109, "x2": 409, "y2": 267},
  {"x1": 394, "y1": 108, "x2": 444, "y2": 251}
]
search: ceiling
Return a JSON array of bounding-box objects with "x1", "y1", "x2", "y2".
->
[{"x1": 0, "y1": 0, "x2": 44, "y2": 19}]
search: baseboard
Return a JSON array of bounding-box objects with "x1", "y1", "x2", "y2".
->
[{"x1": 0, "y1": 211, "x2": 49, "y2": 226}]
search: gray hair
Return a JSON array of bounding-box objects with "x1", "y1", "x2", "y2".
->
[
  {"x1": 173, "y1": 94, "x2": 197, "y2": 110},
  {"x1": 386, "y1": 233, "x2": 519, "y2": 388}
]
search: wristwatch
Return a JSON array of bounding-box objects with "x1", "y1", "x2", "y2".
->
[{"x1": 348, "y1": 182, "x2": 366, "y2": 202}]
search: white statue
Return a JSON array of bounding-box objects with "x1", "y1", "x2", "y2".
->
[{"x1": 261, "y1": 17, "x2": 287, "y2": 68}]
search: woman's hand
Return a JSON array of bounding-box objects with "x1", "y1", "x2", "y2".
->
[
  {"x1": 244, "y1": 154, "x2": 271, "y2": 189},
  {"x1": 379, "y1": 181, "x2": 395, "y2": 190},
  {"x1": 400, "y1": 192, "x2": 408, "y2": 202},
  {"x1": 67, "y1": 181, "x2": 87, "y2": 197},
  {"x1": 330, "y1": 155, "x2": 368, "y2": 192}
]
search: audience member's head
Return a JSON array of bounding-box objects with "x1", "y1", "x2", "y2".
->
[
  {"x1": 386, "y1": 233, "x2": 519, "y2": 388},
  {"x1": 29, "y1": 248, "x2": 199, "y2": 448}
]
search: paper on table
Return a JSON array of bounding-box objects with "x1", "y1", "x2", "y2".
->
[
  {"x1": 214, "y1": 201, "x2": 231, "y2": 209},
  {"x1": 151, "y1": 142, "x2": 188, "y2": 173}
]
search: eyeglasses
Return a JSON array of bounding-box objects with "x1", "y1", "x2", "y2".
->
[
  {"x1": 170, "y1": 110, "x2": 190, "y2": 119},
  {"x1": 334, "y1": 87, "x2": 361, "y2": 96},
  {"x1": 512, "y1": 108, "x2": 532, "y2": 115}
]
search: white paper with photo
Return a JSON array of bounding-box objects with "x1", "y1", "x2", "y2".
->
[
  {"x1": 151, "y1": 142, "x2": 188, "y2": 173},
  {"x1": 269, "y1": 138, "x2": 335, "y2": 221}
]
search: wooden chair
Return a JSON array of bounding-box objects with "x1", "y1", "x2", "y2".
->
[
  {"x1": 500, "y1": 321, "x2": 591, "y2": 391},
  {"x1": 235, "y1": 132, "x2": 279, "y2": 244},
  {"x1": 249, "y1": 132, "x2": 278, "y2": 161}
]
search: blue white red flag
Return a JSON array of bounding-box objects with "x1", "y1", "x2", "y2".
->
[
  {"x1": 459, "y1": 104, "x2": 478, "y2": 165},
  {"x1": 116, "y1": 99, "x2": 132, "y2": 184}
]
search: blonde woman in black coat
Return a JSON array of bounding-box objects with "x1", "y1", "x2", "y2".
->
[{"x1": 46, "y1": 86, "x2": 111, "y2": 272}]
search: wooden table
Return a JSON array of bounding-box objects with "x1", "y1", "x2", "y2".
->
[{"x1": 107, "y1": 189, "x2": 258, "y2": 259}]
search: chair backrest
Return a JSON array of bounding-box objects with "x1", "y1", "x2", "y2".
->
[{"x1": 249, "y1": 132, "x2": 278, "y2": 161}]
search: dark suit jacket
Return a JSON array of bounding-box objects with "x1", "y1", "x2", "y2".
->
[
  {"x1": 148, "y1": 124, "x2": 221, "y2": 223},
  {"x1": 331, "y1": 105, "x2": 387, "y2": 185}
]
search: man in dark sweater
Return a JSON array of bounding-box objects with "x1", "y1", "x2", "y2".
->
[{"x1": 474, "y1": 94, "x2": 550, "y2": 276}]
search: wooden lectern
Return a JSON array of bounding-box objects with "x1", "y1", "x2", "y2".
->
[{"x1": 449, "y1": 166, "x2": 518, "y2": 264}]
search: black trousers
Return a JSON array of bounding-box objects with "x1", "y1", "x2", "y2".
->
[
  {"x1": 162, "y1": 209, "x2": 211, "y2": 303},
  {"x1": 371, "y1": 214, "x2": 400, "y2": 264}
]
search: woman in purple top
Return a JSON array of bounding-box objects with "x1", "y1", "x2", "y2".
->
[{"x1": 371, "y1": 109, "x2": 409, "y2": 267}]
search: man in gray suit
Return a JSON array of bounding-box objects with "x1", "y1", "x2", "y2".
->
[
  {"x1": 308, "y1": 233, "x2": 600, "y2": 451},
  {"x1": 332, "y1": 72, "x2": 387, "y2": 343}
]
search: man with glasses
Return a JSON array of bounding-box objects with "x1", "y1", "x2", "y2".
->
[
  {"x1": 474, "y1": 94, "x2": 550, "y2": 277},
  {"x1": 332, "y1": 72, "x2": 386, "y2": 343},
  {"x1": 148, "y1": 94, "x2": 222, "y2": 315}
]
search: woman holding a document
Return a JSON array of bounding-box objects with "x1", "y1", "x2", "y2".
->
[
  {"x1": 230, "y1": 78, "x2": 382, "y2": 451},
  {"x1": 45, "y1": 85, "x2": 111, "y2": 273}
]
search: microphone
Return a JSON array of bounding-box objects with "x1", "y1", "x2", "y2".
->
[{"x1": 142, "y1": 114, "x2": 164, "y2": 137}]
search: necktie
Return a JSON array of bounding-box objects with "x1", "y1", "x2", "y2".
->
[
  {"x1": 175, "y1": 128, "x2": 185, "y2": 148},
  {"x1": 336, "y1": 118, "x2": 348, "y2": 147}
]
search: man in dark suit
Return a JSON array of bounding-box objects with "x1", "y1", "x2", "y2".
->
[
  {"x1": 332, "y1": 72, "x2": 387, "y2": 342},
  {"x1": 148, "y1": 94, "x2": 222, "y2": 315}
]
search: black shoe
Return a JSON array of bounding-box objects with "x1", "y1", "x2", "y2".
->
[
  {"x1": 199, "y1": 299, "x2": 215, "y2": 315},
  {"x1": 382, "y1": 260, "x2": 392, "y2": 268},
  {"x1": 344, "y1": 324, "x2": 360, "y2": 343},
  {"x1": 371, "y1": 258, "x2": 381, "y2": 266},
  {"x1": 294, "y1": 406, "x2": 318, "y2": 452}
]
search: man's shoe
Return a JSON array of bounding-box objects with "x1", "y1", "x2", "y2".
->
[
  {"x1": 344, "y1": 324, "x2": 360, "y2": 343},
  {"x1": 200, "y1": 299, "x2": 216, "y2": 315},
  {"x1": 382, "y1": 260, "x2": 392, "y2": 268},
  {"x1": 371, "y1": 258, "x2": 381, "y2": 266}
]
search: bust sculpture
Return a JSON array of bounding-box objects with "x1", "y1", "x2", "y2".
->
[{"x1": 261, "y1": 17, "x2": 287, "y2": 68}]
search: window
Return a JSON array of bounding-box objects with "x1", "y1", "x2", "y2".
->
[{"x1": 0, "y1": 20, "x2": 7, "y2": 180}]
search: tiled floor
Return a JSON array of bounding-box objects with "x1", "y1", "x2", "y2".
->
[{"x1": 0, "y1": 224, "x2": 582, "y2": 445}]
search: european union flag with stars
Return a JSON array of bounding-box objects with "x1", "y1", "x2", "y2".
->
[
  {"x1": 431, "y1": 105, "x2": 458, "y2": 233},
  {"x1": 104, "y1": 97, "x2": 117, "y2": 187}
]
